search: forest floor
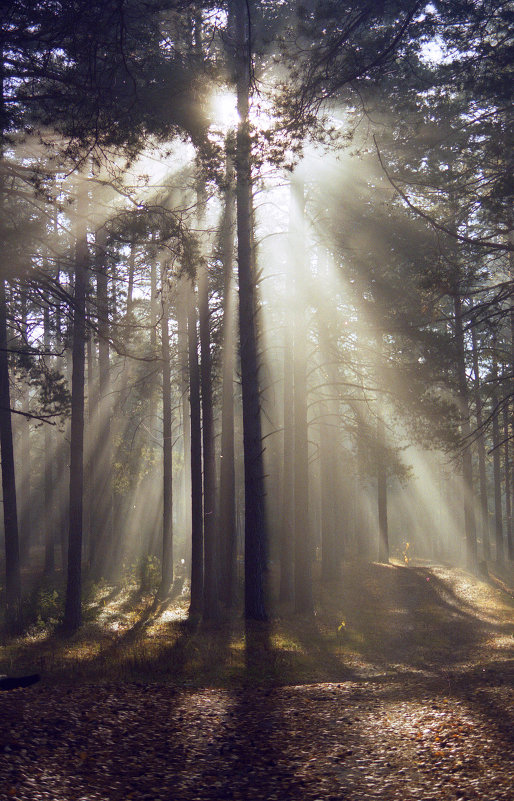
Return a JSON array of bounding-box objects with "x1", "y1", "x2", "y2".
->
[{"x1": 0, "y1": 559, "x2": 513, "y2": 800}]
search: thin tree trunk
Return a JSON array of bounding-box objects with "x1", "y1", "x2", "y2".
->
[
  {"x1": 377, "y1": 415, "x2": 389, "y2": 563},
  {"x1": 85, "y1": 297, "x2": 95, "y2": 567},
  {"x1": 491, "y1": 333, "x2": 504, "y2": 564},
  {"x1": 126, "y1": 241, "x2": 135, "y2": 315},
  {"x1": 188, "y1": 281, "x2": 203, "y2": 617},
  {"x1": 43, "y1": 297, "x2": 55, "y2": 575},
  {"x1": 56, "y1": 269, "x2": 69, "y2": 572},
  {"x1": 0, "y1": 278, "x2": 22, "y2": 631},
  {"x1": 471, "y1": 323, "x2": 490, "y2": 560},
  {"x1": 453, "y1": 293, "x2": 477, "y2": 571},
  {"x1": 159, "y1": 268, "x2": 173, "y2": 597},
  {"x1": 95, "y1": 226, "x2": 114, "y2": 575},
  {"x1": 150, "y1": 260, "x2": 158, "y2": 353},
  {"x1": 507, "y1": 239, "x2": 514, "y2": 561},
  {"x1": 234, "y1": 0, "x2": 267, "y2": 620},
  {"x1": 280, "y1": 319, "x2": 295, "y2": 602},
  {"x1": 63, "y1": 179, "x2": 88, "y2": 633},
  {"x1": 18, "y1": 295, "x2": 31, "y2": 566},
  {"x1": 314, "y1": 261, "x2": 343, "y2": 579},
  {"x1": 376, "y1": 332, "x2": 389, "y2": 563},
  {"x1": 219, "y1": 158, "x2": 237, "y2": 607},
  {"x1": 0, "y1": 48, "x2": 21, "y2": 630},
  {"x1": 503, "y1": 402, "x2": 512, "y2": 563},
  {"x1": 320, "y1": 409, "x2": 339, "y2": 580},
  {"x1": 176, "y1": 276, "x2": 191, "y2": 568},
  {"x1": 198, "y1": 199, "x2": 218, "y2": 619},
  {"x1": 291, "y1": 177, "x2": 313, "y2": 614}
]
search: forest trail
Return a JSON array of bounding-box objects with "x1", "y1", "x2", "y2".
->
[{"x1": 0, "y1": 561, "x2": 512, "y2": 800}]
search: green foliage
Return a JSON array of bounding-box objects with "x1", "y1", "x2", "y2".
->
[
  {"x1": 137, "y1": 555, "x2": 162, "y2": 593},
  {"x1": 23, "y1": 579, "x2": 65, "y2": 631}
]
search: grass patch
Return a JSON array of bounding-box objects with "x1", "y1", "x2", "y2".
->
[{"x1": 1, "y1": 560, "x2": 512, "y2": 688}]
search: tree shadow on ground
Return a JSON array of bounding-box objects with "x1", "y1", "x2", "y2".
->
[
  {"x1": 275, "y1": 608, "x2": 358, "y2": 684},
  {"x1": 327, "y1": 561, "x2": 512, "y2": 674},
  {"x1": 197, "y1": 620, "x2": 311, "y2": 800}
]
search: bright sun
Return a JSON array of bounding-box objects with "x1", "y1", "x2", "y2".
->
[
  {"x1": 210, "y1": 89, "x2": 240, "y2": 130},
  {"x1": 210, "y1": 87, "x2": 275, "y2": 133}
]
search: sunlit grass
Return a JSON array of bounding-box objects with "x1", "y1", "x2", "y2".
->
[{"x1": 1, "y1": 561, "x2": 512, "y2": 689}]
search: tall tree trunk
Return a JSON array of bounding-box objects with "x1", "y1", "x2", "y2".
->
[
  {"x1": 491, "y1": 333, "x2": 504, "y2": 565},
  {"x1": 150, "y1": 260, "x2": 158, "y2": 353},
  {"x1": 84, "y1": 300, "x2": 95, "y2": 567},
  {"x1": 291, "y1": 177, "x2": 313, "y2": 614},
  {"x1": 280, "y1": 319, "x2": 295, "y2": 602},
  {"x1": 314, "y1": 261, "x2": 343, "y2": 579},
  {"x1": 56, "y1": 268, "x2": 69, "y2": 571},
  {"x1": 509, "y1": 237, "x2": 514, "y2": 562},
  {"x1": 198, "y1": 197, "x2": 218, "y2": 620},
  {"x1": 126, "y1": 241, "x2": 135, "y2": 315},
  {"x1": 503, "y1": 402, "x2": 512, "y2": 563},
  {"x1": 471, "y1": 323, "x2": 490, "y2": 560},
  {"x1": 0, "y1": 46, "x2": 21, "y2": 630},
  {"x1": 376, "y1": 334, "x2": 389, "y2": 563},
  {"x1": 188, "y1": 281, "x2": 203, "y2": 616},
  {"x1": 63, "y1": 178, "x2": 88, "y2": 633},
  {"x1": 219, "y1": 157, "x2": 237, "y2": 607},
  {"x1": 509, "y1": 303, "x2": 514, "y2": 561},
  {"x1": 93, "y1": 226, "x2": 113, "y2": 577},
  {"x1": 176, "y1": 276, "x2": 191, "y2": 568},
  {"x1": 377, "y1": 414, "x2": 389, "y2": 563},
  {"x1": 159, "y1": 268, "x2": 173, "y2": 597},
  {"x1": 18, "y1": 295, "x2": 31, "y2": 566},
  {"x1": 0, "y1": 278, "x2": 22, "y2": 631},
  {"x1": 319, "y1": 408, "x2": 339, "y2": 580},
  {"x1": 43, "y1": 297, "x2": 55, "y2": 575},
  {"x1": 453, "y1": 293, "x2": 477, "y2": 571},
  {"x1": 234, "y1": 0, "x2": 267, "y2": 620}
]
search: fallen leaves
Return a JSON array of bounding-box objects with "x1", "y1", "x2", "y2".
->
[
  {"x1": 0, "y1": 562, "x2": 512, "y2": 800},
  {"x1": 3, "y1": 671, "x2": 511, "y2": 801}
]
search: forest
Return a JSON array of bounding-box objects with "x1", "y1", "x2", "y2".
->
[{"x1": 0, "y1": 1, "x2": 512, "y2": 799}]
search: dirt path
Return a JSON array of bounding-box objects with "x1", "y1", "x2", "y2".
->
[{"x1": 0, "y1": 563, "x2": 512, "y2": 801}]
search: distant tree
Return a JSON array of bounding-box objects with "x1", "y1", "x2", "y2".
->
[
  {"x1": 159, "y1": 264, "x2": 174, "y2": 598},
  {"x1": 63, "y1": 177, "x2": 88, "y2": 633}
]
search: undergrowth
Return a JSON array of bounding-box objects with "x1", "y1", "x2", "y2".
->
[{"x1": 0, "y1": 560, "x2": 512, "y2": 688}]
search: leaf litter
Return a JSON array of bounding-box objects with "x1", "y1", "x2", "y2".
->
[{"x1": 0, "y1": 561, "x2": 512, "y2": 800}]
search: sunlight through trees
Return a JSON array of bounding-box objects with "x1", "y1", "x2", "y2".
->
[{"x1": 0, "y1": 0, "x2": 512, "y2": 636}]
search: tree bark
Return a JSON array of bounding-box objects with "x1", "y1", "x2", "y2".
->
[
  {"x1": 0, "y1": 278, "x2": 22, "y2": 631},
  {"x1": 159, "y1": 267, "x2": 173, "y2": 597},
  {"x1": 234, "y1": 0, "x2": 267, "y2": 620},
  {"x1": 55, "y1": 270, "x2": 69, "y2": 572},
  {"x1": 90, "y1": 226, "x2": 113, "y2": 577},
  {"x1": 188, "y1": 280, "x2": 203, "y2": 617},
  {"x1": 502, "y1": 402, "x2": 512, "y2": 564},
  {"x1": 43, "y1": 296, "x2": 55, "y2": 575},
  {"x1": 453, "y1": 293, "x2": 477, "y2": 571},
  {"x1": 219, "y1": 157, "x2": 237, "y2": 607},
  {"x1": 319, "y1": 409, "x2": 339, "y2": 580},
  {"x1": 126, "y1": 241, "x2": 135, "y2": 315},
  {"x1": 470, "y1": 323, "x2": 490, "y2": 560},
  {"x1": 196, "y1": 184, "x2": 219, "y2": 620},
  {"x1": 18, "y1": 295, "x2": 31, "y2": 566},
  {"x1": 150, "y1": 260, "x2": 158, "y2": 353},
  {"x1": 491, "y1": 333, "x2": 504, "y2": 564},
  {"x1": 280, "y1": 319, "x2": 295, "y2": 602},
  {"x1": 0, "y1": 43, "x2": 21, "y2": 631},
  {"x1": 291, "y1": 177, "x2": 313, "y2": 614},
  {"x1": 63, "y1": 178, "x2": 88, "y2": 633},
  {"x1": 176, "y1": 275, "x2": 191, "y2": 568},
  {"x1": 377, "y1": 415, "x2": 389, "y2": 563}
]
